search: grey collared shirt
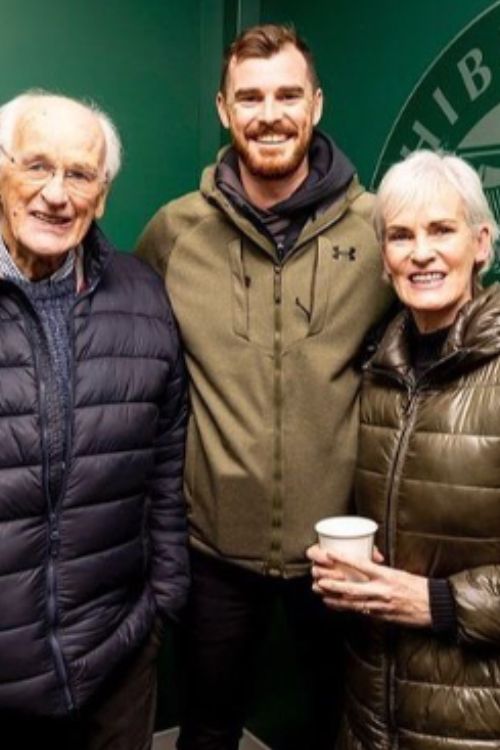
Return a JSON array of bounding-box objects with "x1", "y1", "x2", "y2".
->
[{"x1": 0, "y1": 235, "x2": 76, "y2": 283}]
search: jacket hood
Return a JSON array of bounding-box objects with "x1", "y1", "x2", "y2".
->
[
  {"x1": 369, "y1": 283, "x2": 500, "y2": 381},
  {"x1": 199, "y1": 132, "x2": 363, "y2": 255}
]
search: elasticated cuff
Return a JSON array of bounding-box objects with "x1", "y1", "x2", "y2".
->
[{"x1": 428, "y1": 578, "x2": 457, "y2": 635}]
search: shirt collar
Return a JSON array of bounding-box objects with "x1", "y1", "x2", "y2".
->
[{"x1": 0, "y1": 235, "x2": 84, "y2": 287}]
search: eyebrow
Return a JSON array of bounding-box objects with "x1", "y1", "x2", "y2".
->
[
  {"x1": 234, "y1": 88, "x2": 262, "y2": 101},
  {"x1": 386, "y1": 218, "x2": 458, "y2": 231},
  {"x1": 428, "y1": 218, "x2": 458, "y2": 226},
  {"x1": 276, "y1": 86, "x2": 305, "y2": 96},
  {"x1": 386, "y1": 224, "x2": 411, "y2": 233},
  {"x1": 18, "y1": 151, "x2": 49, "y2": 163},
  {"x1": 66, "y1": 161, "x2": 99, "y2": 174},
  {"x1": 20, "y1": 152, "x2": 97, "y2": 171},
  {"x1": 233, "y1": 85, "x2": 305, "y2": 101}
]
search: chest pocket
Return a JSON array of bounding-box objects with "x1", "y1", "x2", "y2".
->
[{"x1": 228, "y1": 236, "x2": 332, "y2": 353}]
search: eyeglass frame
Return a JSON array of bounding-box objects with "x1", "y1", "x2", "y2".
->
[{"x1": 0, "y1": 143, "x2": 109, "y2": 199}]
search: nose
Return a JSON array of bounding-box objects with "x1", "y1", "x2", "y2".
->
[
  {"x1": 40, "y1": 171, "x2": 68, "y2": 206},
  {"x1": 260, "y1": 95, "x2": 281, "y2": 123},
  {"x1": 411, "y1": 232, "x2": 436, "y2": 263}
]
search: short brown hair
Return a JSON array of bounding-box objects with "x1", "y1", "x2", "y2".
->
[{"x1": 220, "y1": 24, "x2": 319, "y2": 95}]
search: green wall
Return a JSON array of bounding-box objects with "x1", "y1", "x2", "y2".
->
[
  {"x1": 0, "y1": 0, "x2": 206, "y2": 250},
  {"x1": 2, "y1": 0, "x2": 496, "y2": 248},
  {"x1": 260, "y1": 0, "x2": 494, "y2": 187}
]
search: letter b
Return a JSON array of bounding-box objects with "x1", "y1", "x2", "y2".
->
[{"x1": 458, "y1": 48, "x2": 491, "y2": 101}]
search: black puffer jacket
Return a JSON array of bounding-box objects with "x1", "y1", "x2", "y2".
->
[
  {"x1": 0, "y1": 225, "x2": 188, "y2": 717},
  {"x1": 339, "y1": 284, "x2": 500, "y2": 749}
]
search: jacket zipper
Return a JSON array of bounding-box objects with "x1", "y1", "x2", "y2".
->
[
  {"x1": 39, "y1": 278, "x2": 101, "y2": 710},
  {"x1": 37, "y1": 369, "x2": 73, "y2": 709},
  {"x1": 365, "y1": 349, "x2": 465, "y2": 743},
  {"x1": 47, "y1": 521, "x2": 73, "y2": 711},
  {"x1": 269, "y1": 263, "x2": 283, "y2": 575},
  {"x1": 52, "y1": 285, "x2": 93, "y2": 510},
  {"x1": 384, "y1": 384, "x2": 419, "y2": 563},
  {"x1": 214, "y1": 190, "x2": 352, "y2": 261},
  {"x1": 17, "y1": 296, "x2": 75, "y2": 712},
  {"x1": 10, "y1": 277, "x2": 99, "y2": 711},
  {"x1": 382, "y1": 382, "x2": 420, "y2": 744}
]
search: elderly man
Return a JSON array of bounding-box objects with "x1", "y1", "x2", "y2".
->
[
  {"x1": 0, "y1": 91, "x2": 188, "y2": 750},
  {"x1": 137, "y1": 24, "x2": 392, "y2": 750}
]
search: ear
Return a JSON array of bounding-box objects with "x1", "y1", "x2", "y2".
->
[
  {"x1": 474, "y1": 224, "x2": 492, "y2": 267},
  {"x1": 216, "y1": 92, "x2": 230, "y2": 129},
  {"x1": 312, "y1": 88, "x2": 324, "y2": 126},
  {"x1": 94, "y1": 185, "x2": 109, "y2": 220}
]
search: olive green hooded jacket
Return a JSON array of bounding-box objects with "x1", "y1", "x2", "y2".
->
[
  {"x1": 340, "y1": 285, "x2": 500, "y2": 749},
  {"x1": 136, "y1": 162, "x2": 391, "y2": 577}
]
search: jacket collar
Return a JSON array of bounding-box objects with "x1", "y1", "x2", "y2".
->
[
  {"x1": 0, "y1": 226, "x2": 108, "y2": 295},
  {"x1": 80, "y1": 222, "x2": 114, "y2": 292},
  {"x1": 368, "y1": 283, "x2": 500, "y2": 382},
  {"x1": 201, "y1": 161, "x2": 361, "y2": 258}
]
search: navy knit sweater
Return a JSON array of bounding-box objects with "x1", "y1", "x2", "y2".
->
[{"x1": 19, "y1": 274, "x2": 76, "y2": 502}]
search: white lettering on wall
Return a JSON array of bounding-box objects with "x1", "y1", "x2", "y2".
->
[{"x1": 457, "y1": 48, "x2": 491, "y2": 101}]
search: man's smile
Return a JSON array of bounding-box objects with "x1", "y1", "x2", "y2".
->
[{"x1": 30, "y1": 210, "x2": 72, "y2": 226}]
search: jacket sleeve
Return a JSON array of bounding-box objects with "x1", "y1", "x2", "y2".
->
[
  {"x1": 449, "y1": 565, "x2": 500, "y2": 647},
  {"x1": 147, "y1": 315, "x2": 189, "y2": 622},
  {"x1": 135, "y1": 207, "x2": 173, "y2": 277}
]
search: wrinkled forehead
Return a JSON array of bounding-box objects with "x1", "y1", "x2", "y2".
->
[{"x1": 13, "y1": 100, "x2": 106, "y2": 168}]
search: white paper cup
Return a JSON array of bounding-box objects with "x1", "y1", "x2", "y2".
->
[{"x1": 315, "y1": 516, "x2": 378, "y2": 579}]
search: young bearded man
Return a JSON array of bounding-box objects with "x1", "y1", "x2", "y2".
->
[{"x1": 137, "y1": 24, "x2": 392, "y2": 750}]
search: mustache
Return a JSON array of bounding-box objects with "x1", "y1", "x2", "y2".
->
[{"x1": 245, "y1": 123, "x2": 297, "y2": 138}]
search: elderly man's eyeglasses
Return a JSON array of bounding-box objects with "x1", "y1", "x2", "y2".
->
[{"x1": 0, "y1": 144, "x2": 107, "y2": 199}]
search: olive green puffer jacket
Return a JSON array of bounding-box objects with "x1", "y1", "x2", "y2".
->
[{"x1": 340, "y1": 285, "x2": 500, "y2": 750}]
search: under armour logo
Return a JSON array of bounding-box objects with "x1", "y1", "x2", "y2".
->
[{"x1": 332, "y1": 246, "x2": 356, "y2": 261}]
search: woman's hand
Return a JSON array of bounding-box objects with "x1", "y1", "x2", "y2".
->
[{"x1": 307, "y1": 544, "x2": 431, "y2": 628}]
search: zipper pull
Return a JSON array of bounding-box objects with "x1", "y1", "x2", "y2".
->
[
  {"x1": 49, "y1": 526, "x2": 60, "y2": 557},
  {"x1": 403, "y1": 383, "x2": 417, "y2": 415},
  {"x1": 273, "y1": 265, "x2": 281, "y2": 304}
]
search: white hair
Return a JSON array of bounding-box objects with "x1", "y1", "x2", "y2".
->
[
  {"x1": 373, "y1": 149, "x2": 499, "y2": 273},
  {"x1": 0, "y1": 89, "x2": 122, "y2": 182}
]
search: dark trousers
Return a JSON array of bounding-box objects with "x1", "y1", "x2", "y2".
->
[
  {"x1": 0, "y1": 621, "x2": 162, "y2": 750},
  {"x1": 177, "y1": 551, "x2": 344, "y2": 750}
]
